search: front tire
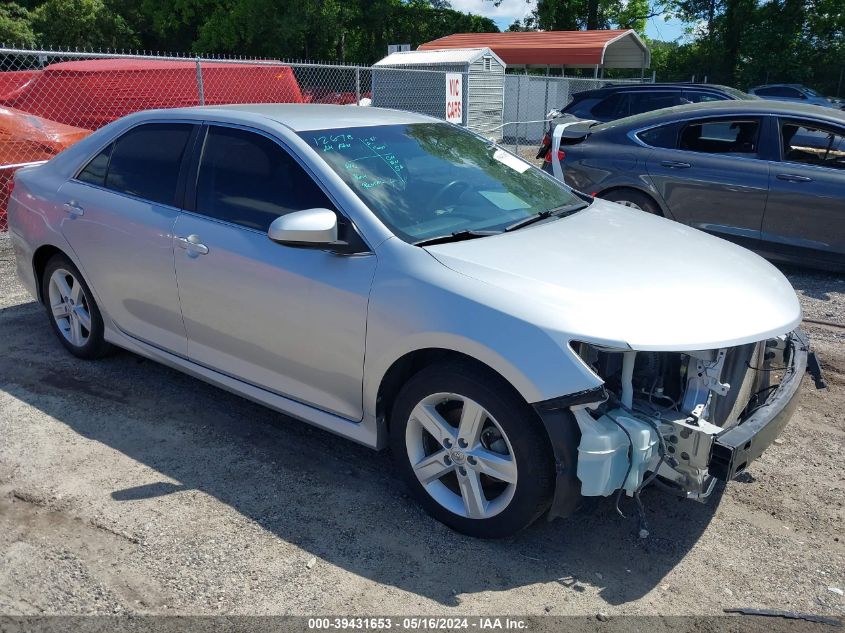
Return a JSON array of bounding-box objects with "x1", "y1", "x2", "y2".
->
[
  {"x1": 390, "y1": 362, "x2": 555, "y2": 538},
  {"x1": 42, "y1": 254, "x2": 112, "y2": 359}
]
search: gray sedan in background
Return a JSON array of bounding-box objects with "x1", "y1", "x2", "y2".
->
[
  {"x1": 8, "y1": 104, "x2": 810, "y2": 538},
  {"x1": 548, "y1": 101, "x2": 845, "y2": 269}
]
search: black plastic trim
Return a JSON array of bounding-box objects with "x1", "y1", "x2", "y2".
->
[
  {"x1": 709, "y1": 330, "x2": 808, "y2": 481},
  {"x1": 531, "y1": 406, "x2": 582, "y2": 520},
  {"x1": 534, "y1": 386, "x2": 608, "y2": 412}
]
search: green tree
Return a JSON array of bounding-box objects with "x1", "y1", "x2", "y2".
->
[
  {"x1": 0, "y1": 2, "x2": 37, "y2": 47},
  {"x1": 32, "y1": 0, "x2": 139, "y2": 49}
]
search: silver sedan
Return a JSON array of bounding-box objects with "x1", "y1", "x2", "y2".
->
[{"x1": 8, "y1": 104, "x2": 810, "y2": 537}]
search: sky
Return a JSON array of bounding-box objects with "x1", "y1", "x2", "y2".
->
[{"x1": 448, "y1": 0, "x2": 688, "y2": 42}]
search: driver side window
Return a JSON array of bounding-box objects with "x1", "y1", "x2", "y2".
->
[{"x1": 195, "y1": 126, "x2": 335, "y2": 232}]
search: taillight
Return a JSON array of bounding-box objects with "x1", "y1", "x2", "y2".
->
[
  {"x1": 544, "y1": 149, "x2": 566, "y2": 163},
  {"x1": 541, "y1": 133, "x2": 551, "y2": 146}
]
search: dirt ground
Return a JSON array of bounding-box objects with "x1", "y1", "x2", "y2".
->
[{"x1": 0, "y1": 233, "x2": 843, "y2": 618}]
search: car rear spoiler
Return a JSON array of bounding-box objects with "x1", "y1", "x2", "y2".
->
[{"x1": 550, "y1": 119, "x2": 596, "y2": 181}]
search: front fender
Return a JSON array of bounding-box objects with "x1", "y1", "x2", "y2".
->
[{"x1": 362, "y1": 242, "x2": 602, "y2": 433}]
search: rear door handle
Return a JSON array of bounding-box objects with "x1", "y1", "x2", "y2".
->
[
  {"x1": 776, "y1": 173, "x2": 813, "y2": 183},
  {"x1": 63, "y1": 201, "x2": 84, "y2": 217},
  {"x1": 175, "y1": 234, "x2": 209, "y2": 256},
  {"x1": 660, "y1": 160, "x2": 691, "y2": 169}
]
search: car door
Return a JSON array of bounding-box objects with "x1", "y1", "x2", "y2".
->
[
  {"x1": 644, "y1": 115, "x2": 769, "y2": 248},
  {"x1": 57, "y1": 122, "x2": 197, "y2": 354},
  {"x1": 761, "y1": 117, "x2": 845, "y2": 265},
  {"x1": 172, "y1": 123, "x2": 377, "y2": 420}
]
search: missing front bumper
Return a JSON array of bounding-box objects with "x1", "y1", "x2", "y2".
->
[
  {"x1": 709, "y1": 330, "x2": 809, "y2": 481},
  {"x1": 535, "y1": 330, "x2": 812, "y2": 520}
]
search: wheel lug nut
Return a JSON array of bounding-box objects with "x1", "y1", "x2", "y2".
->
[
  {"x1": 467, "y1": 456, "x2": 476, "y2": 465},
  {"x1": 458, "y1": 438, "x2": 468, "y2": 448},
  {"x1": 444, "y1": 455, "x2": 452, "y2": 465},
  {"x1": 458, "y1": 466, "x2": 467, "y2": 476}
]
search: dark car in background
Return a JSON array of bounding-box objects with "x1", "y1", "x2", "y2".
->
[
  {"x1": 749, "y1": 84, "x2": 839, "y2": 109},
  {"x1": 544, "y1": 100, "x2": 845, "y2": 270},
  {"x1": 536, "y1": 83, "x2": 755, "y2": 164},
  {"x1": 555, "y1": 83, "x2": 754, "y2": 123}
]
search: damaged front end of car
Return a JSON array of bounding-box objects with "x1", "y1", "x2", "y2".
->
[{"x1": 536, "y1": 330, "x2": 821, "y2": 525}]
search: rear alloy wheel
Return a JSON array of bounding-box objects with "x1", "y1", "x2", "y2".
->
[
  {"x1": 601, "y1": 189, "x2": 662, "y2": 215},
  {"x1": 43, "y1": 254, "x2": 112, "y2": 359},
  {"x1": 391, "y1": 363, "x2": 555, "y2": 538}
]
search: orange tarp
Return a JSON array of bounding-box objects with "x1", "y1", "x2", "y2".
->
[{"x1": 0, "y1": 107, "x2": 92, "y2": 225}]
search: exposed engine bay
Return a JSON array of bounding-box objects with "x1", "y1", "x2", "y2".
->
[{"x1": 566, "y1": 332, "x2": 816, "y2": 534}]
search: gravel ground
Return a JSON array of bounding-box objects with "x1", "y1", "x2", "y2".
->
[{"x1": 0, "y1": 232, "x2": 843, "y2": 618}]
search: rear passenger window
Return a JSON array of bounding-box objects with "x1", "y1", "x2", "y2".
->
[
  {"x1": 195, "y1": 126, "x2": 335, "y2": 232},
  {"x1": 77, "y1": 144, "x2": 113, "y2": 187},
  {"x1": 629, "y1": 92, "x2": 681, "y2": 115},
  {"x1": 637, "y1": 124, "x2": 678, "y2": 149},
  {"x1": 105, "y1": 123, "x2": 194, "y2": 206},
  {"x1": 591, "y1": 94, "x2": 627, "y2": 119},
  {"x1": 684, "y1": 92, "x2": 728, "y2": 103},
  {"x1": 679, "y1": 119, "x2": 760, "y2": 156}
]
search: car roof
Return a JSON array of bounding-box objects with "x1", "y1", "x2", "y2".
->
[
  {"x1": 594, "y1": 99, "x2": 845, "y2": 132},
  {"x1": 128, "y1": 103, "x2": 439, "y2": 131},
  {"x1": 751, "y1": 83, "x2": 804, "y2": 89},
  {"x1": 577, "y1": 83, "x2": 737, "y2": 95}
]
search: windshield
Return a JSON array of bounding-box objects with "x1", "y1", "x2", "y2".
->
[
  {"x1": 300, "y1": 123, "x2": 584, "y2": 243},
  {"x1": 803, "y1": 87, "x2": 823, "y2": 97}
]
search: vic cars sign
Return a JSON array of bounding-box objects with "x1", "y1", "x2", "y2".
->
[{"x1": 446, "y1": 73, "x2": 463, "y2": 124}]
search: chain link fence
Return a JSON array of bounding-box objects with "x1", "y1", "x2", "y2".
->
[
  {"x1": 0, "y1": 47, "x2": 457, "y2": 231},
  {"x1": 0, "y1": 46, "x2": 655, "y2": 231}
]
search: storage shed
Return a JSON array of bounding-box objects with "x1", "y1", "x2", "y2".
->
[{"x1": 372, "y1": 47, "x2": 506, "y2": 140}]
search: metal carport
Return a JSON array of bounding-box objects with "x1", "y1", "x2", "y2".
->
[{"x1": 419, "y1": 29, "x2": 650, "y2": 77}]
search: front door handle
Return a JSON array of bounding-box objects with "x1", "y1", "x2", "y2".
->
[
  {"x1": 660, "y1": 160, "x2": 692, "y2": 169},
  {"x1": 63, "y1": 201, "x2": 84, "y2": 217},
  {"x1": 776, "y1": 173, "x2": 813, "y2": 183},
  {"x1": 175, "y1": 234, "x2": 209, "y2": 256}
]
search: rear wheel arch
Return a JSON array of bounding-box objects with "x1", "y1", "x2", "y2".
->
[
  {"x1": 598, "y1": 186, "x2": 665, "y2": 216},
  {"x1": 32, "y1": 244, "x2": 66, "y2": 303}
]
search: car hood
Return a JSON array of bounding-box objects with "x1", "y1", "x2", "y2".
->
[{"x1": 424, "y1": 199, "x2": 802, "y2": 351}]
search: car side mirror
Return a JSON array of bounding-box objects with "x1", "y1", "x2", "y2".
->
[{"x1": 268, "y1": 208, "x2": 338, "y2": 246}]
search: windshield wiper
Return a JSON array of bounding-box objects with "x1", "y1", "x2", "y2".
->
[
  {"x1": 504, "y1": 202, "x2": 588, "y2": 233},
  {"x1": 414, "y1": 230, "x2": 499, "y2": 247}
]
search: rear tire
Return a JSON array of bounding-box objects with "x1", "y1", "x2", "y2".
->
[
  {"x1": 42, "y1": 254, "x2": 112, "y2": 359},
  {"x1": 601, "y1": 189, "x2": 662, "y2": 215},
  {"x1": 390, "y1": 361, "x2": 555, "y2": 538}
]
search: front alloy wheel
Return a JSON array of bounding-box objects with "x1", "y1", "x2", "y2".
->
[
  {"x1": 391, "y1": 362, "x2": 556, "y2": 538},
  {"x1": 406, "y1": 393, "x2": 517, "y2": 520}
]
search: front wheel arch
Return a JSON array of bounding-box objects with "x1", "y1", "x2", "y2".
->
[{"x1": 377, "y1": 348, "x2": 524, "y2": 435}]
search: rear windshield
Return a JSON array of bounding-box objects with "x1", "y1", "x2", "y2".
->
[{"x1": 300, "y1": 123, "x2": 583, "y2": 243}]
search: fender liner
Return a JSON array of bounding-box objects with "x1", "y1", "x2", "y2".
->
[{"x1": 533, "y1": 386, "x2": 607, "y2": 519}]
